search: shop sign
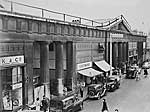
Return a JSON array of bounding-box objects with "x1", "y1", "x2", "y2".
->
[
  {"x1": 12, "y1": 83, "x2": 22, "y2": 90},
  {"x1": 77, "y1": 62, "x2": 92, "y2": 70},
  {"x1": 0, "y1": 55, "x2": 24, "y2": 66},
  {"x1": 110, "y1": 33, "x2": 123, "y2": 38}
]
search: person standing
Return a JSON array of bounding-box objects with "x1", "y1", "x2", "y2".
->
[
  {"x1": 115, "y1": 109, "x2": 119, "y2": 112},
  {"x1": 34, "y1": 98, "x2": 41, "y2": 111},
  {"x1": 80, "y1": 86, "x2": 84, "y2": 98},
  {"x1": 144, "y1": 68, "x2": 148, "y2": 77},
  {"x1": 41, "y1": 95, "x2": 48, "y2": 112},
  {"x1": 80, "y1": 81, "x2": 85, "y2": 98},
  {"x1": 101, "y1": 99, "x2": 109, "y2": 112}
]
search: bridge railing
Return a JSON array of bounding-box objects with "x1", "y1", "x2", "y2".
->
[{"x1": 1, "y1": 0, "x2": 122, "y2": 28}]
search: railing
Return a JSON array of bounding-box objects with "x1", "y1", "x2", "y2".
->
[
  {"x1": 1, "y1": 0, "x2": 125, "y2": 28},
  {"x1": 1, "y1": 0, "x2": 147, "y2": 37}
]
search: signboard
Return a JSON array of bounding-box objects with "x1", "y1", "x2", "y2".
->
[
  {"x1": 77, "y1": 62, "x2": 92, "y2": 70},
  {"x1": 0, "y1": 55, "x2": 24, "y2": 66},
  {"x1": 12, "y1": 83, "x2": 22, "y2": 90},
  {"x1": 110, "y1": 33, "x2": 123, "y2": 38}
]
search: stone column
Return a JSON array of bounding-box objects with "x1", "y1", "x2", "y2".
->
[
  {"x1": 122, "y1": 42, "x2": 125, "y2": 63},
  {"x1": 108, "y1": 42, "x2": 110, "y2": 63},
  {"x1": 22, "y1": 66, "x2": 27, "y2": 108},
  {"x1": 40, "y1": 41, "x2": 50, "y2": 98},
  {"x1": 118, "y1": 42, "x2": 123, "y2": 67},
  {"x1": 123, "y1": 42, "x2": 127, "y2": 62},
  {"x1": 24, "y1": 41, "x2": 34, "y2": 104},
  {"x1": 137, "y1": 42, "x2": 143, "y2": 66},
  {"x1": 105, "y1": 41, "x2": 109, "y2": 63},
  {"x1": 55, "y1": 41, "x2": 64, "y2": 96},
  {"x1": 112, "y1": 42, "x2": 117, "y2": 68},
  {"x1": 66, "y1": 41, "x2": 73, "y2": 91},
  {"x1": 0, "y1": 70, "x2": 3, "y2": 111},
  {"x1": 126, "y1": 42, "x2": 129, "y2": 63},
  {"x1": 104, "y1": 32, "x2": 109, "y2": 62}
]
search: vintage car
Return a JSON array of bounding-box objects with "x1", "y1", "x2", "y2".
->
[
  {"x1": 87, "y1": 83, "x2": 107, "y2": 99},
  {"x1": 142, "y1": 62, "x2": 150, "y2": 69},
  {"x1": 50, "y1": 93, "x2": 83, "y2": 112},
  {"x1": 107, "y1": 75, "x2": 120, "y2": 92}
]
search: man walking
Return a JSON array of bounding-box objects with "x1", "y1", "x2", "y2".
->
[
  {"x1": 41, "y1": 95, "x2": 48, "y2": 112},
  {"x1": 101, "y1": 98, "x2": 109, "y2": 112}
]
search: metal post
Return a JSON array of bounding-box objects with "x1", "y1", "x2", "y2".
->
[
  {"x1": 11, "y1": 1, "x2": 13, "y2": 12},
  {"x1": 110, "y1": 33, "x2": 112, "y2": 76},
  {"x1": 92, "y1": 21, "x2": 93, "y2": 26},
  {"x1": 79, "y1": 18, "x2": 81, "y2": 24},
  {"x1": 42, "y1": 9, "x2": 44, "y2": 17},
  {"x1": 63, "y1": 14, "x2": 65, "y2": 21}
]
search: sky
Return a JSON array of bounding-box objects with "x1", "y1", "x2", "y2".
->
[{"x1": 1, "y1": 0, "x2": 150, "y2": 33}]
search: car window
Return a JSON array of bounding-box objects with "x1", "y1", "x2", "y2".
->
[
  {"x1": 108, "y1": 78, "x2": 114, "y2": 82},
  {"x1": 97, "y1": 86, "x2": 101, "y2": 89}
]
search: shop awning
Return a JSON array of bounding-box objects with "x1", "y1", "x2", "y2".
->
[
  {"x1": 94, "y1": 60, "x2": 114, "y2": 72},
  {"x1": 78, "y1": 68, "x2": 102, "y2": 77}
]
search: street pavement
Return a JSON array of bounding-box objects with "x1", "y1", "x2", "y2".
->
[{"x1": 80, "y1": 69, "x2": 150, "y2": 112}]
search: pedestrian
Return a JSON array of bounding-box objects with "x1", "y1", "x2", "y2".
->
[
  {"x1": 34, "y1": 97, "x2": 41, "y2": 110},
  {"x1": 136, "y1": 68, "x2": 141, "y2": 81},
  {"x1": 144, "y1": 68, "x2": 148, "y2": 77},
  {"x1": 101, "y1": 98, "x2": 109, "y2": 112},
  {"x1": 63, "y1": 87, "x2": 68, "y2": 96},
  {"x1": 40, "y1": 95, "x2": 48, "y2": 112},
  {"x1": 115, "y1": 109, "x2": 119, "y2": 112},
  {"x1": 80, "y1": 86, "x2": 84, "y2": 98},
  {"x1": 80, "y1": 81, "x2": 85, "y2": 98}
]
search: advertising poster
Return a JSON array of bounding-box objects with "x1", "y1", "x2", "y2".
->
[{"x1": 34, "y1": 85, "x2": 44, "y2": 102}]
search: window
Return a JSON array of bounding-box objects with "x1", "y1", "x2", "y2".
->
[
  {"x1": 98, "y1": 43, "x2": 104, "y2": 53},
  {"x1": 49, "y1": 43, "x2": 54, "y2": 51},
  {"x1": 33, "y1": 76, "x2": 40, "y2": 85},
  {"x1": 12, "y1": 67, "x2": 22, "y2": 84},
  {"x1": 1, "y1": 66, "x2": 23, "y2": 111}
]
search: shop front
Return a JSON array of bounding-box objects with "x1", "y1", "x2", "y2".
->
[
  {"x1": 77, "y1": 62, "x2": 103, "y2": 85},
  {"x1": 0, "y1": 55, "x2": 25, "y2": 112},
  {"x1": 94, "y1": 60, "x2": 114, "y2": 73}
]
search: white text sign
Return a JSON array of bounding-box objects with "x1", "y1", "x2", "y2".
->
[
  {"x1": 0, "y1": 55, "x2": 24, "y2": 66},
  {"x1": 77, "y1": 62, "x2": 92, "y2": 70}
]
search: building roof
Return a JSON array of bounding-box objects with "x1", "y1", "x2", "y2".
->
[{"x1": 95, "y1": 15, "x2": 132, "y2": 33}]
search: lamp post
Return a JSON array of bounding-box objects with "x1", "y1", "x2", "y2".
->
[{"x1": 110, "y1": 33, "x2": 112, "y2": 76}]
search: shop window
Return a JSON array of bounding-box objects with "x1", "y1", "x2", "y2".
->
[
  {"x1": 12, "y1": 67, "x2": 22, "y2": 84},
  {"x1": 98, "y1": 43, "x2": 104, "y2": 53},
  {"x1": 2, "y1": 66, "x2": 23, "y2": 111}
]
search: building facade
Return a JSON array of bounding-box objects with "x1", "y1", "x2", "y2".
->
[
  {"x1": 0, "y1": 8, "x2": 146, "y2": 112},
  {"x1": 145, "y1": 37, "x2": 150, "y2": 61}
]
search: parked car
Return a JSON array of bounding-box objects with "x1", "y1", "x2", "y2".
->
[
  {"x1": 87, "y1": 83, "x2": 107, "y2": 99},
  {"x1": 142, "y1": 62, "x2": 150, "y2": 69},
  {"x1": 107, "y1": 75, "x2": 120, "y2": 92},
  {"x1": 50, "y1": 93, "x2": 83, "y2": 112}
]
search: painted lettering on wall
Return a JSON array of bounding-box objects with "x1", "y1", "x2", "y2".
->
[{"x1": 0, "y1": 55, "x2": 24, "y2": 66}]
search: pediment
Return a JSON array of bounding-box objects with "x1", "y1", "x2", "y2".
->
[{"x1": 110, "y1": 20, "x2": 131, "y2": 33}]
